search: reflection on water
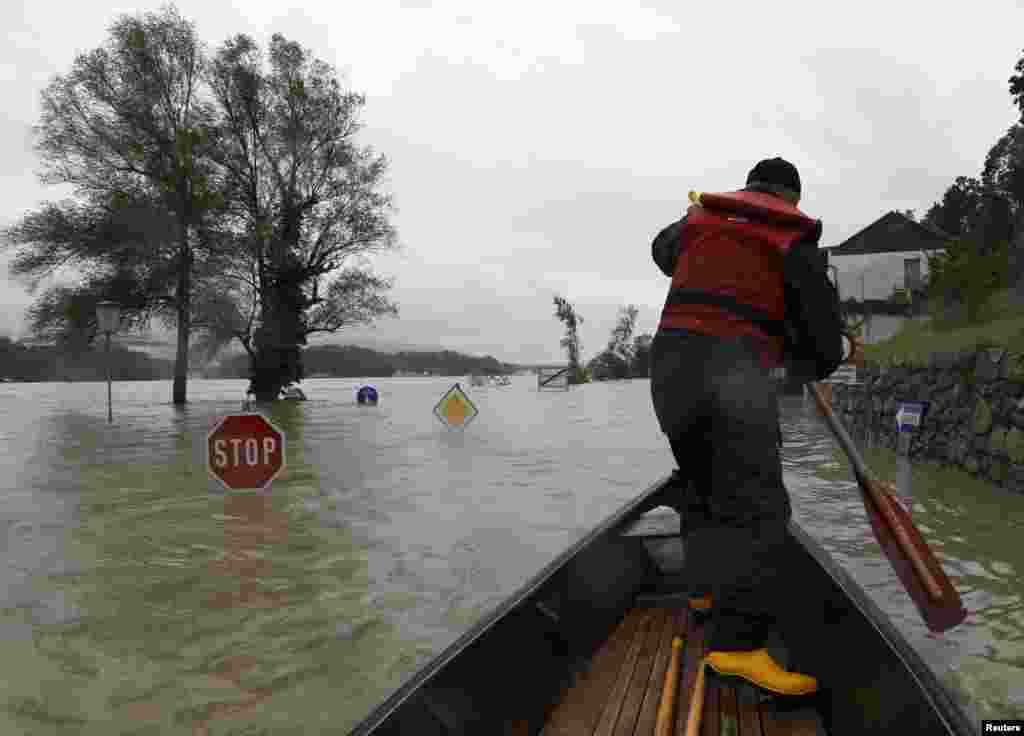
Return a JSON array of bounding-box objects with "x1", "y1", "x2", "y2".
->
[{"x1": 0, "y1": 379, "x2": 1020, "y2": 733}]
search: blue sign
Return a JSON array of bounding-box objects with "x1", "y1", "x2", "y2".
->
[
  {"x1": 356, "y1": 385, "x2": 379, "y2": 405},
  {"x1": 896, "y1": 401, "x2": 929, "y2": 434}
]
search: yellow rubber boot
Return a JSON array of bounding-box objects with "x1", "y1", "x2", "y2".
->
[{"x1": 705, "y1": 649, "x2": 818, "y2": 696}]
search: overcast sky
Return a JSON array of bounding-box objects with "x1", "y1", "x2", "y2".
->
[{"x1": 3, "y1": 0, "x2": 1024, "y2": 364}]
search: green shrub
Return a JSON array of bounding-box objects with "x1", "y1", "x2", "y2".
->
[{"x1": 925, "y1": 236, "x2": 1010, "y2": 327}]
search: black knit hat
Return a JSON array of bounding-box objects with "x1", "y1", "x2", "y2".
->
[{"x1": 746, "y1": 157, "x2": 801, "y2": 198}]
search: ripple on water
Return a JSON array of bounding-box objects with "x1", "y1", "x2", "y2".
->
[{"x1": 0, "y1": 379, "x2": 1020, "y2": 731}]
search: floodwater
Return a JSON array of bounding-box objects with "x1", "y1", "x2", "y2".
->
[{"x1": 0, "y1": 377, "x2": 1020, "y2": 734}]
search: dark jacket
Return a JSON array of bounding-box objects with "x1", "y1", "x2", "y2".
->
[{"x1": 652, "y1": 188, "x2": 842, "y2": 382}]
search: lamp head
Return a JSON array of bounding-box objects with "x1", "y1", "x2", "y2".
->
[{"x1": 96, "y1": 301, "x2": 121, "y2": 334}]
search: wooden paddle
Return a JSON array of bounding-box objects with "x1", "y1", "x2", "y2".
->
[
  {"x1": 809, "y1": 382, "x2": 967, "y2": 633},
  {"x1": 655, "y1": 637, "x2": 684, "y2": 736},
  {"x1": 684, "y1": 659, "x2": 707, "y2": 736}
]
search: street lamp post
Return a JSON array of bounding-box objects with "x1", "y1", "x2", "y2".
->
[{"x1": 95, "y1": 301, "x2": 121, "y2": 423}]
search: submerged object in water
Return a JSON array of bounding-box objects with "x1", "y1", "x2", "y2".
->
[{"x1": 356, "y1": 385, "x2": 379, "y2": 405}]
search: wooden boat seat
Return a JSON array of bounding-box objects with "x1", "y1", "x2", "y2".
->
[
  {"x1": 619, "y1": 508, "x2": 687, "y2": 583},
  {"x1": 540, "y1": 606, "x2": 826, "y2": 736}
]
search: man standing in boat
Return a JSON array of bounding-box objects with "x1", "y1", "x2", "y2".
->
[{"x1": 650, "y1": 158, "x2": 843, "y2": 696}]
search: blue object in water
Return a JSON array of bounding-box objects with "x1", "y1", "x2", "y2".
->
[{"x1": 356, "y1": 385, "x2": 379, "y2": 405}]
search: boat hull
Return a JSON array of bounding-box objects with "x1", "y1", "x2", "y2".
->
[{"x1": 347, "y1": 475, "x2": 973, "y2": 735}]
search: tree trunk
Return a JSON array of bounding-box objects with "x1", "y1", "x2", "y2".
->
[
  {"x1": 249, "y1": 295, "x2": 288, "y2": 402},
  {"x1": 250, "y1": 312, "x2": 281, "y2": 402},
  {"x1": 247, "y1": 256, "x2": 306, "y2": 401},
  {"x1": 249, "y1": 302, "x2": 303, "y2": 401},
  {"x1": 172, "y1": 230, "x2": 191, "y2": 405}
]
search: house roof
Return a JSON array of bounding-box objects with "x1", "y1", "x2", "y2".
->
[{"x1": 825, "y1": 211, "x2": 952, "y2": 256}]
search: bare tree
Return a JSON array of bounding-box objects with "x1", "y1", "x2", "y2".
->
[{"x1": 553, "y1": 295, "x2": 586, "y2": 383}]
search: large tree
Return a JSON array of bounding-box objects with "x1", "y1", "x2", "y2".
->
[
  {"x1": 1009, "y1": 50, "x2": 1024, "y2": 123},
  {"x1": 1002, "y1": 53, "x2": 1024, "y2": 294},
  {"x1": 923, "y1": 176, "x2": 984, "y2": 238},
  {"x1": 204, "y1": 33, "x2": 398, "y2": 400},
  {"x1": 4, "y1": 182, "x2": 240, "y2": 375},
  {"x1": 4, "y1": 188, "x2": 179, "y2": 353},
  {"x1": 21, "y1": 4, "x2": 222, "y2": 404},
  {"x1": 980, "y1": 125, "x2": 1024, "y2": 284},
  {"x1": 982, "y1": 125, "x2": 1024, "y2": 209}
]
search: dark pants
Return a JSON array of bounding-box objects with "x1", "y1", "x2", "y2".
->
[{"x1": 650, "y1": 330, "x2": 791, "y2": 652}]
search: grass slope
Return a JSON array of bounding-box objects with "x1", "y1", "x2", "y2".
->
[{"x1": 863, "y1": 291, "x2": 1024, "y2": 364}]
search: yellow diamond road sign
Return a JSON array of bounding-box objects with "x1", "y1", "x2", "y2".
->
[{"x1": 433, "y1": 383, "x2": 478, "y2": 428}]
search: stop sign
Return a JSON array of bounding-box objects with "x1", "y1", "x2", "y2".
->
[{"x1": 207, "y1": 413, "x2": 286, "y2": 492}]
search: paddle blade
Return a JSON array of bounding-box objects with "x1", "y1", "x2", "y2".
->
[{"x1": 861, "y1": 480, "x2": 967, "y2": 633}]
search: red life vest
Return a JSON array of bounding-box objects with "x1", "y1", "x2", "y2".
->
[{"x1": 657, "y1": 190, "x2": 821, "y2": 367}]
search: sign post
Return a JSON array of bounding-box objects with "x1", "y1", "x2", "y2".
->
[
  {"x1": 207, "y1": 413, "x2": 286, "y2": 492},
  {"x1": 895, "y1": 401, "x2": 929, "y2": 457},
  {"x1": 202, "y1": 413, "x2": 289, "y2": 731}
]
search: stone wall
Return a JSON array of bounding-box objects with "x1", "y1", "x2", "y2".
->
[{"x1": 830, "y1": 348, "x2": 1024, "y2": 495}]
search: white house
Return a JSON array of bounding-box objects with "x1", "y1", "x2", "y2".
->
[
  {"x1": 823, "y1": 211, "x2": 952, "y2": 343},
  {"x1": 825, "y1": 211, "x2": 951, "y2": 303}
]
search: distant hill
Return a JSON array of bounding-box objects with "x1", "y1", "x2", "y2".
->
[
  {"x1": 209, "y1": 344, "x2": 521, "y2": 379},
  {"x1": 0, "y1": 336, "x2": 174, "y2": 382},
  {"x1": 0, "y1": 337, "x2": 524, "y2": 383},
  {"x1": 3, "y1": 323, "x2": 541, "y2": 381},
  {"x1": 109, "y1": 332, "x2": 455, "y2": 363}
]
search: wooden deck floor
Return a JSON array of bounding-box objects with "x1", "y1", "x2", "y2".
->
[{"x1": 540, "y1": 606, "x2": 825, "y2": 736}]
